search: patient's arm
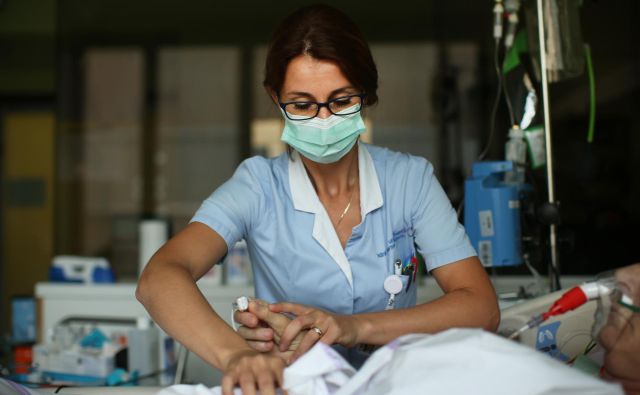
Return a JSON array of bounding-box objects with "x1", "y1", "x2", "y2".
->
[{"x1": 237, "y1": 299, "x2": 307, "y2": 361}]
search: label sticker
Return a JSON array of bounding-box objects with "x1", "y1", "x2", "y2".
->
[
  {"x1": 536, "y1": 321, "x2": 569, "y2": 361},
  {"x1": 478, "y1": 210, "x2": 495, "y2": 237},
  {"x1": 478, "y1": 240, "x2": 493, "y2": 266}
]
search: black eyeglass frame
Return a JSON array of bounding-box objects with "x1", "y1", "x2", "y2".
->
[{"x1": 278, "y1": 93, "x2": 367, "y2": 121}]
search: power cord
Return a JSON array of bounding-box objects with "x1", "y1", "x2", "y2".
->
[
  {"x1": 501, "y1": 67, "x2": 516, "y2": 127},
  {"x1": 478, "y1": 39, "x2": 504, "y2": 161},
  {"x1": 459, "y1": 39, "x2": 504, "y2": 218}
]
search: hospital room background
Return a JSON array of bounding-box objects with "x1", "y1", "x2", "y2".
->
[{"x1": 0, "y1": 0, "x2": 639, "y2": 391}]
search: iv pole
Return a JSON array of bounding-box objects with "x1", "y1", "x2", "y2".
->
[{"x1": 535, "y1": 0, "x2": 561, "y2": 291}]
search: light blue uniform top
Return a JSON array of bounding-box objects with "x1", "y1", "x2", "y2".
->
[{"x1": 191, "y1": 143, "x2": 476, "y2": 365}]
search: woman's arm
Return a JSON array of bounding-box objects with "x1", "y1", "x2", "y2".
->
[
  {"x1": 136, "y1": 222, "x2": 244, "y2": 368},
  {"x1": 136, "y1": 222, "x2": 284, "y2": 395},
  {"x1": 353, "y1": 256, "x2": 500, "y2": 344},
  {"x1": 274, "y1": 256, "x2": 499, "y2": 361}
]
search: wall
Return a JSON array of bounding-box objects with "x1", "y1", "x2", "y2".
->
[{"x1": 2, "y1": 112, "x2": 55, "y2": 333}]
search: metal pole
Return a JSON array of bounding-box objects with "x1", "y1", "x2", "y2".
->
[
  {"x1": 174, "y1": 342, "x2": 188, "y2": 385},
  {"x1": 536, "y1": 0, "x2": 561, "y2": 291}
]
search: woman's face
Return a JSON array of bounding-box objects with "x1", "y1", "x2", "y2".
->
[{"x1": 278, "y1": 55, "x2": 360, "y2": 119}]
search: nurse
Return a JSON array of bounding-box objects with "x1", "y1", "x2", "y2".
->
[{"x1": 136, "y1": 4, "x2": 499, "y2": 395}]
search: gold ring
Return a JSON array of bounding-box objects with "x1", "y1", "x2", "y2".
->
[{"x1": 310, "y1": 326, "x2": 324, "y2": 337}]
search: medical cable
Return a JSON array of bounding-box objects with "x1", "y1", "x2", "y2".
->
[
  {"x1": 494, "y1": 0, "x2": 516, "y2": 133},
  {"x1": 478, "y1": 40, "x2": 503, "y2": 162},
  {"x1": 478, "y1": 1, "x2": 506, "y2": 161},
  {"x1": 558, "y1": 330, "x2": 591, "y2": 356},
  {"x1": 499, "y1": 2, "x2": 517, "y2": 127},
  {"x1": 493, "y1": 0, "x2": 504, "y2": 41},
  {"x1": 567, "y1": 338, "x2": 598, "y2": 365},
  {"x1": 584, "y1": 44, "x2": 596, "y2": 143},
  {"x1": 501, "y1": 68, "x2": 516, "y2": 128},
  {"x1": 582, "y1": 339, "x2": 597, "y2": 355},
  {"x1": 508, "y1": 282, "x2": 634, "y2": 340}
]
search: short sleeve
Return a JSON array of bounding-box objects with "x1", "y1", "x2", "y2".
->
[
  {"x1": 190, "y1": 159, "x2": 265, "y2": 251},
  {"x1": 410, "y1": 159, "x2": 477, "y2": 272}
]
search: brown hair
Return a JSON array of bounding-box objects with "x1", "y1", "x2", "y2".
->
[{"x1": 263, "y1": 4, "x2": 378, "y2": 106}]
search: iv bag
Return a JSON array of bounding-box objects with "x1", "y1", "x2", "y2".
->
[{"x1": 525, "y1": 0, "x2": 585, "y2": 83}]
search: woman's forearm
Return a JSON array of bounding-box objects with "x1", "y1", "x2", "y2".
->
[
  {"x1": 136, "y1": 260, "x2": 252, "y2": 370},
  {"x1": 353, "y1": 286, "x2": 500, "y2": 346}
]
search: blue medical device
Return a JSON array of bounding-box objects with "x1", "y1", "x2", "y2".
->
[{"x1": 464, "y1": 161, "x2": 522, "y2": 267}]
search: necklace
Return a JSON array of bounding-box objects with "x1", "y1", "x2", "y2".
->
[
  {"x1": 336, "y1": 153, "x2": 359, "y2": 226},
  {"x1": 336, "y1": 184, "x2": 356, "y2": 226}
]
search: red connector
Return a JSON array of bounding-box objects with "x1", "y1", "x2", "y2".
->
[{"x1": 543, "y1": 286, "x2": 588, "y2": 320}]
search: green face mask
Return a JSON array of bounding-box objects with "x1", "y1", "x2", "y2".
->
[{"x1": 280, "y1": 106, "x2": 366, "y2": 164}]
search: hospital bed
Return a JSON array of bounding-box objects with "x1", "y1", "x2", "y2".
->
[{"x1": 26, "y1": 278, "x2": 597, "y2": 395}]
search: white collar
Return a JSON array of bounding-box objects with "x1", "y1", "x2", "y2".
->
[
  {"x1": 288, "y1": 143, "x2": 383, "y2": 217},
  {"x1": 287, "y1": 143, "x2": 383, "y2": 289}
]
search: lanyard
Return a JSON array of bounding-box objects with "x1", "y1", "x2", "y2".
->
[{"x1": 384, "y1": 260, "x2": 403, "y2": 310}]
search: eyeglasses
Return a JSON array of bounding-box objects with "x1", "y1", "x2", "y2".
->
[{"x1": 279, "y1": 93, "x2": 366, "y2": 121}]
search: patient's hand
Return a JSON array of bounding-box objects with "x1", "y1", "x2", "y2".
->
[{"x1": 234, "y1": 299, "x2": 307, "y2": 362}]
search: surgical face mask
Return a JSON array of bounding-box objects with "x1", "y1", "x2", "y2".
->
[{"x1": 280, "y1": 105, "x2": 366, "y2": 164}]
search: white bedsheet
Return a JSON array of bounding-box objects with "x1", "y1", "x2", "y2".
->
[{"x1": 156, "y1": 328, "x2": 623, "y2": 395}]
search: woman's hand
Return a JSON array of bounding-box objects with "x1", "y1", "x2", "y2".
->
[
  {"x1": 221, "y1": 349, "x2": 285, "y2": 395},
  {"x1": 234, "y1": 299, "x2": 307, "y2": 360},
  {"x1": 234, "y1": 305, "x2": 276, "y2": 353},
  {"x1": 270, "y1": 302, "x2": 360, "y2": 363}
]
